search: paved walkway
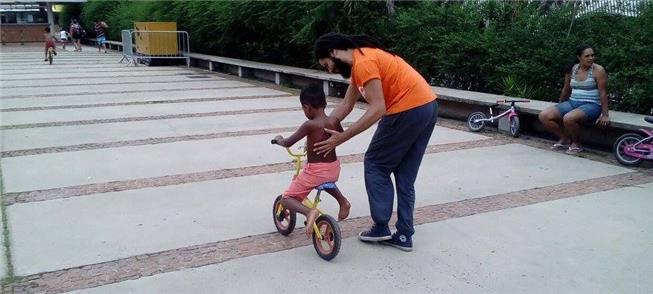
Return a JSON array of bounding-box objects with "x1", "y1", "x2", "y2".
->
[{"x1": 1, "y1": 44, "x2": 651, "y2": 294}]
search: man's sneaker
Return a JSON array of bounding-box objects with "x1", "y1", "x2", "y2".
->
[
  {"x1": 381, "y1": 233, "x2": 413, "y2": 252},
  {"x1": 358, "y1": 225, "x2": 392, "y2": 242}
]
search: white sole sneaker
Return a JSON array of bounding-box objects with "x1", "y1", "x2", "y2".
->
[{"x1": 358, "y1": 232, "x2": 392, "y2": 242}]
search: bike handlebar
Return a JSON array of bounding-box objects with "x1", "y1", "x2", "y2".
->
[
  {"x1": 285, "y1": 147, "x2": 306, "y2": 157},
  {"x1": 271, "y1": 139, "x2": 307, "y2": 157}
]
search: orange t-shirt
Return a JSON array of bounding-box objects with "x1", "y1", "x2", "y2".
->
[{"x1": 351, "y1": 48, "x2": 436, "y2": 115}]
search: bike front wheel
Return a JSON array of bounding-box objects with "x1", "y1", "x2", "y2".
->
[
  {"x1": 509, "y1": 116, "x2": 520, "y2": 137},
  {"x1": 467, "y1": 112, "x2": 487, "y2": 132},
  {"x1": 312, "y1": 214, "x2": 341, "y2": 261},
  {"x1": 48, "y1": 50, "x2": 53, "y2": 65},
  {"x1": 613, "y1": 133, "x2": 644, "y2": 166},
  {"x1": 272, "y1": 195, "x2": 296, "y2": 235}
]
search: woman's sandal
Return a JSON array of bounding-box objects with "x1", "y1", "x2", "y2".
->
[
  {"x1": 550, "y1": 143, "x2": 569, "y2": 150},
  {"x1": 565, "y1": 146, "x2": 584, "y2": 154}
]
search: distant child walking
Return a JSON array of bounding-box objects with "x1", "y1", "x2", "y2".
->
[
  {"x1": 272, "y1": 85, "x2": 351, "y2": 235},
  {"x1": 59, "y1": 29, "x2": 71, "y2": 50},
  {"x1": 95, "y1": 20, "x2": 108, "y2": 53}
]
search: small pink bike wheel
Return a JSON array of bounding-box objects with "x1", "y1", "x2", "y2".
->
[{"x1": 613, "y1": 133, "x2": 644, "y2": 166}]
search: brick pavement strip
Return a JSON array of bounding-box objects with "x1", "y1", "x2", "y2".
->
[
  {"x1": 1, "y1": 78, "x2": 225, "y2": 89},
  {"x1": 3, "y1": 170, "x2": 651, "y2": 294},
  {"x1": 1, "y1": 126, "x2": 301, "y2": 158},
  {"x1": 0, "y1": 107, "x2": 302, "y2": 130},
  {"x1": 2, "y1": 138, "x2": 502, "y2": 205},
  {"x1": 0, "y1": 85, "x2": 253, "y2": 99},
  {"x1": 0, "y1": 72, "x2": 196, "y2": 82},
  {"x1": 1, "y1": 116, "x2": 345, "y2": 158},
  {"x1": 0, "y1": 94, "x2": 292, "y2": 112}
]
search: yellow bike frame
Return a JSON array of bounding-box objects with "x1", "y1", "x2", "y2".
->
[
  {"x1": 276, "y1": 147, "x2": 326, "y2": 239},
  {"x1": 47, "y1": 47, "x2": 54, "y2": 62}
]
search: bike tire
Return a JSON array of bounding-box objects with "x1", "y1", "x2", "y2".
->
[
  {"x1": 613, "y1": 133, "x2": 644, "y2": 166},
  {"x1": 467, "y1": 112, "x2": 487, "y2": 132},
  {"x1": 312, "y1": 214, "x2": 341, "y2": 261},
  {"x1": 509, "y1": 116, "x2": 520, "y2": 138},
  {"x1": 48, "y1": 53, "x2": 53, "y2": 65},
  {"x1": 272, "y1": 195, "x2": 296, "y2": 235}
]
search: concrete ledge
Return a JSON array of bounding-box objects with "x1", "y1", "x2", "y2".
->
[
  {"x1": 81, "y1": 39, "x2": 125, "y2": 51},
  {"x1": 93, "y1": 42, "x2": 350, "y2": 95},
  {"x1": 434, "y1": 87, "x2": 649, "y2": 132},
  {"x1": 189, "y1": 53, "x2": 350, "y2": 97},
  {"x1": 433, "y1": 86, "x2": 650, "y2": 148},
  {"x1": 105, "y1": 40, "x2": 122, "y2": 51},
  {"x1": 96, "y1": 39, "x2": 651, "y2": 148}
]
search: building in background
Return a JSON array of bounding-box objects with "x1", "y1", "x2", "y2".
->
[{"x1": 1, "y1": 0, "x2": 85, "y2": 44}]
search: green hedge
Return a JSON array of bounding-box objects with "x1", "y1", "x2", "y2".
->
[{"x1": 76, "y1": 0, "x2": 652, "y2": 114}]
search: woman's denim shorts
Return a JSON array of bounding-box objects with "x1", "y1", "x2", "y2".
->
[{"x1": 555, "y1": 100, "x2": 601, "y2": 121}]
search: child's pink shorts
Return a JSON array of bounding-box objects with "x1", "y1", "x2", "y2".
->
[{"x1": 283, "y1": 160, "x2": 340, "y2": 201}]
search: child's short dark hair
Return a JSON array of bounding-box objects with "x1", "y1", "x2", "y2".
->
[
  {"x1": 44, "y1": 27, "x2": 50, "y2": 33},
  {"x1": 299, "y1": 85, "x2": 326, "y2": 108}
]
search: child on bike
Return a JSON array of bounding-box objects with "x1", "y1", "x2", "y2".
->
[
  {"x1": 43, "y1": 27, "x2": 57, "y2": 62},
  {"x1": 272, "y1": 85, "x2": 351, "y2": 235}
]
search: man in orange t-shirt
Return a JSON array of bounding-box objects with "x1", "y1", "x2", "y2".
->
[{"x1": 314, "y1": 32, "x2": 438, "y2": 252}]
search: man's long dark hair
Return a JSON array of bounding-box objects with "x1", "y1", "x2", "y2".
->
[{"x1": 314, "y1": 32, "x2": 394, "y2": 59}]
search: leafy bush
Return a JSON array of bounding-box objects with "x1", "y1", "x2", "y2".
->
[
  {"x1": 58, "y1": 3, "x2": 82, "y2": 30},
  {"x1": 76, "y1": 0, "x2": 652, "y2": 114}
]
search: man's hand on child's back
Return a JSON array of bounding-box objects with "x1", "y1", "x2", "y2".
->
[{"x1": 314, "y1": 128, "x2": 345, "y2": 157}]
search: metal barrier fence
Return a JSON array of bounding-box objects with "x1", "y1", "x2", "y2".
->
[
  {"x1": 120, "y1": 30, "x2": 190, "y2": 67},
  {"x1": 119, "y1": 29, "x2": 134, "y2": 65}
]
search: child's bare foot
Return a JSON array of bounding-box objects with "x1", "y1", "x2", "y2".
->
[
  {"x1": 338, "y1": 201, "x2": 351, "y2": 221},
  {"x1": 305, "y1": 209, "x2": 319, "y2": 236}
]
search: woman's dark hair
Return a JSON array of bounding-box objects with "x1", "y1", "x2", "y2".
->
[
  {"x1": 565, "y1": 44, "x2": 594, "y2": 73},
  {"x1": 314, "y1": 32, "x2": 393, "y2": 59},
  {"x1": 44, "y1": 27, "x2": 50, "y2": 33},
  {"x1": 575, "y1": 44, "x2": 593, "y2": 61},
  {"x1": 299, "y1": 84, "x2": 326, "y2": 108}
]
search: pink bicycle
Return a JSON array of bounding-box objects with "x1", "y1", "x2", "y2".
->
[
  {"x1": 613, "y1": 116, "x2": 653, "y2": 166},
  {"x1": 467, "y1": 99, "x2": 530, "y2": 137}
]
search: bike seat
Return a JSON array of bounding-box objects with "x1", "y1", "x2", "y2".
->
[
  {"x1": 645, "y1": 116, "x2": 653, "y2": 125},
  {"x1": 315, "y1": 182, "x2": 337, "y2": 191}
]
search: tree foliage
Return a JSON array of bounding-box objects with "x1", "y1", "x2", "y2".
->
[{"x1": 76, "y1": 0, "x2": 652, "y2": 114}]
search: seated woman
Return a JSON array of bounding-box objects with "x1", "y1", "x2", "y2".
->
[{"x1": 538, "y1": 44, "x2": 610, "y2": 154}]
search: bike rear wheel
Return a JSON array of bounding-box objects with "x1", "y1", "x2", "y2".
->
[
  {"x1": 509, "y1": 116, "x2": 520, "y2": 137},
  {"x1": 613, "y1": 133, "x2": 644, "y2": 166},
  {"x1": 272, "y1": 195, "x2": 296, "y2": 235},
  {"x1": 312, "y1": 214, "x2": 341, "y2": 261},
  {"x1": 48, "y1": 50, "x2": 53, "y2": 65},
  {"x1": 467, "y1": 112, "x2": 487, "y2": 132}
]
